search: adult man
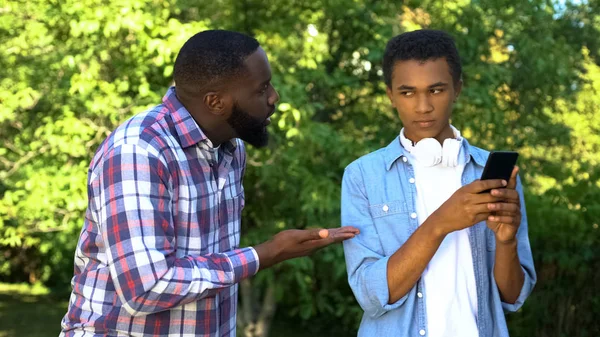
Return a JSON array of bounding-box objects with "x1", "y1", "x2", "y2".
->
[
  {"x1": 342, "y1": 30, "x2": 535, "y2": 336},
  {"x1": 60, "y1": 30, "x2": 359, "y2": 337}
]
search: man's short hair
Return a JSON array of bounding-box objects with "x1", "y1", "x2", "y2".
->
[
  {"x1": 383, "y1": 29, "x2": 462, "y2": 87},
  {"x1": 173, "y1": 30, "x2": 260, "y2": 92}
]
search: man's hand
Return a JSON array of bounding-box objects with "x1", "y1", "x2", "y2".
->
[
  {"x1": 254, "y1": 226, "x2": 360, "y2": 270},
  {"x1": 486, "y1": 166, "x2": 521, "y2": 244},
  {"x1": 426, "y1": 178, "x2": 508, "y2": 236}
]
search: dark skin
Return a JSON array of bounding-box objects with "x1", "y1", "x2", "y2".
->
[
  {"x1": 176, "y1": 47, "x2": 360, "y2": 270},
  {"x1": 384, "y1": 58, "x2": 524, "y2": 304},
  {"x1": 176, "y1": 47, "x2": 278, "y2": 147}
]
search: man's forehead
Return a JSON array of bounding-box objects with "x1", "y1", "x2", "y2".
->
[
  {"x1": 392, "y1": 59, "x2": 452, "y2": 83},
  {"x1": 244, "y1": 48, "x2": 271, "y2": 74}
]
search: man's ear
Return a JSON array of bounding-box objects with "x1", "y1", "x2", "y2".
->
[{"x1": 203, "y1": 92, "x2": 231, "y2": 116}]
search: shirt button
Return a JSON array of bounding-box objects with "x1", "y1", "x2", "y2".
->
[
  {"x1": 417, "y1": 292, "x2": 423, "y2": 298},
  {"x1": 382, "y1": 205, "x2": 389, "y2": 212},
  {"x1": 402, "y1": 157, "x2": 408, "y2": 162},
  {"x1": 409, "y1": 178, "x2": 415, "y2": 184},
  {"x1": 420, "y1": 329, "x2": 426, "y2": 336},
  {"x1": 411, "y1": 212, "x2": 417, "y2": 219}
]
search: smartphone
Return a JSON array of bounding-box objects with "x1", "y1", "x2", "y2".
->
[{"x1": 480, "y1": 151, "x2": 519, "y2": 192}]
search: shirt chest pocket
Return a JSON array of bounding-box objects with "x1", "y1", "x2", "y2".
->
[{"x1": 368, "y1": 200, "x2": 412, "y2": 255}]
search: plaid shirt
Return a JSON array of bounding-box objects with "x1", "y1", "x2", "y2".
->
[{"x1": 60, "y1": 87, "x2": 259, "y2": 337}]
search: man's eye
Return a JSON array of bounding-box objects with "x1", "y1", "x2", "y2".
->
[
  {"x1": 431, "y1": 88, "x2": 444, "y2": 94},
  {"x1": 400, "y1": 91, "x2": 414, "y2": 96}
]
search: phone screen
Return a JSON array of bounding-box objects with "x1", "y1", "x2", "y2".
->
[{"x1": 480, "y1": 151, "x2": 519, "y2": 187}]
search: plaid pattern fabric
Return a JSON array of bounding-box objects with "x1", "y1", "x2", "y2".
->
[{"x1": 60, "y1": 87, "x2": 259, "y2": 337}]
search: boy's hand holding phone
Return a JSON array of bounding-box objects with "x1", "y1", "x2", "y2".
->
[
  {"x1": 478, "y1": 151, "x2": 522, "y2": 244},
  {"x1": 427, "y1": 151, "x2": 522, "y2": 239},
  {"x1": 485, "y1": 166, "x2": 522, "y2": 244},
  {"x1": 427, "y1": 178, "x2": 507, "y2": 236}
]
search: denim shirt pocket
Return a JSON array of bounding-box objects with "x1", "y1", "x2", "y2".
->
[
  {"x1": 369, "y1": 200, "x2": 406, "y2": 218},
  {"x1": 368, "y1": 200, "x2": 410, "y2": 254}
]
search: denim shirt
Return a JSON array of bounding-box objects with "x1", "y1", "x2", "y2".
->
[{"x1": 342, "y1": 136, "x2": 536, "y2": 337}]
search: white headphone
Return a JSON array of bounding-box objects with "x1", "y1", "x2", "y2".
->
[{"x1": 400, "y1": 126, "x2": 463, "y2": 167}]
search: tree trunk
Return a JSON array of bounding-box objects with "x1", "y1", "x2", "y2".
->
[{"x1": 237, "y1": 279, "x2": 277, "y2": 337}]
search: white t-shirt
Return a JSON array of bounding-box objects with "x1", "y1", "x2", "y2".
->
[
  {"x1": 213, "y1": 144, "x2": 220, "y2": 163},
  {"x1": 400, "y1": 128, "x2": 479, "y2": 337}
]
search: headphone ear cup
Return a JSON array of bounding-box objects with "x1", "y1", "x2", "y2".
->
[
  {"x1": 442, "y1": 138, "x2": 461, "y2": 167},
  {"x1": 413, "y1": 138, "x2": 443, "y2": 166}
]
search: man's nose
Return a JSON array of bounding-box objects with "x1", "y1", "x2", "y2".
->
[{"x1": 415, "y1": 94, "x2": 434, "y2": 114}]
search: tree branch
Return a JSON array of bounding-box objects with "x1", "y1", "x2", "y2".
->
[
  {"x1": 2, "y1": 144, "x2": 51, "y2": 178},
  {"x1": 240, "y1": 278, "x2": 254, "y2": 330},
  {"x1": 254, "y1": 284, "x2": 277, "y2": 337}
]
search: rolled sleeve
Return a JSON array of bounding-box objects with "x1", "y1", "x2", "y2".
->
[
  {"x1": 224, "y1": 247, "x2": 260, "y2": 283},
  {"x1": 501, "y1": 265, "x2": 535, "y2": 312}
]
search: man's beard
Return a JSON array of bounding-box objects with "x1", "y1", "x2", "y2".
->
[{"x1": 227, "y1": 103, "x2": 270, "y2": 148}]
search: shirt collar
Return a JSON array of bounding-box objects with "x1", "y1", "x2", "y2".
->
[
  {"x1": 162, "y1": 86, "x2": 237, "y2": 152},
  {"x1": 467, "y1": 142, "x2": 488, "y2": 166}
]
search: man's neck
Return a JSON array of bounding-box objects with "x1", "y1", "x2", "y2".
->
[
  {"x1": 405, "y1": 124, "x2": 457, "y2": 145},
  {"x1": 197, "y1": 123, "x2": 231, "y2": 148},
  {"x1": 177, "y1": 93, "x2": 232, "y2": 147},
  {"x1": 434, "y1": 124, "x2": 456, "y2": 144}
]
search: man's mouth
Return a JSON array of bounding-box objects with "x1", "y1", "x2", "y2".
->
[
  {"x1": 264, "y1": 106, "x2": 276, "y2": 126},
  {"x1": 415, "y1": 120, "x2": 435, "y2": 128}
]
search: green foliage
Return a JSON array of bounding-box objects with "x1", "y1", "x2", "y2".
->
[
  {"x1": 1, "y1": 0, "x2": 599, "y2": 335},
  {"x1": 0, "y1": 283, "x2": 69, "y2": 337}
]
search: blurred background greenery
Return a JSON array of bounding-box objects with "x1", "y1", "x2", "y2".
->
[{"x1": 1, "y1": 0, "x2": 599, "y2": 336}]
